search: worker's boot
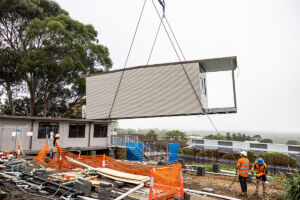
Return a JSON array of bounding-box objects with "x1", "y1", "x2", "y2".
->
[
  {"x1": 241, "y1": 192, "x2": 247, "y2": 197},
  {"x1": 254, "y1": 190, "x2": 259, "y2": 196},
  {"x1": 262, "y1": 191, "x2": 266, "y2": 198}
]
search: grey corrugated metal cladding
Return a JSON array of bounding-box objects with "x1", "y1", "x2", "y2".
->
[{"x1": 86, "y1": 57, "x2": 237, "y2": 120}]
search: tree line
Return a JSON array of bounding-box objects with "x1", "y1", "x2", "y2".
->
[
  {"x1": 204, "y1": 132, "x2": 273, "y2": 143},
  {"x1": 0, "y1": 0, "x2": 112, "y2": 118},
  {"x1": 117, "y1": 128, "x2": 188, "y2": 143}
]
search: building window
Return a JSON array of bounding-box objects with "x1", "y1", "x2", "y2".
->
[
  {"x1": 94, "y1": 124, "x2": 108, "y2": 138},
  {"x1": 192, "y1": 139, "x2": 204, "y2": 144},
  {"x1": 250, "y1": 143, "x2": 267, "y2": 149},
  {"x1": 201, "y1": 77, "x2": 207, "y2": 95},
  {"x1": 288, "y1": 146, "x2": 300, "y2": 152},
  {"x1": 218, "y1": 141, "x2": 233, "y2": 146},
  {"x1": 69, "y1": 124, "x2": 85, "y2": 138},
  {"x1": 38, "y1": 122, "x2": 59, "y2": 139}
]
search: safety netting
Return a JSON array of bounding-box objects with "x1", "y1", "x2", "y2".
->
[{"x1": 34, "y1": 141, "x2": 184, "y2": 199}]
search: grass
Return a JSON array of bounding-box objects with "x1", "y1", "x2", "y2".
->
[
  {"x1": 185, "y1": 162, "x2": 286, "y2": 181},
  {"x1": 186, "y1": 162, "x2": 236, "y2": 172},
  {"x1": 283, "y1": 171, "x2": 300, "y2": 200}
]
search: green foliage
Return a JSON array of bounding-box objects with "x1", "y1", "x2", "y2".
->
[
  {"x1": 222, "y1": 153, "x2": 235, "y2": 160},
  {"x1": 259, "y1": 138, "x2": 273, "y2": 143},
  {"x1": 253, "y1": 134, "x2": 262, "y2": 141},
  {"x1": 226, "y1": 132, "x2": 232, "y2": 140},
  {"x1": 196, "y1": 151, "x2": 207, "y2": 157},
  {"x1": 284, "y1": 171, "x2": 300, "y2": 200},
  {"x1": 179, "y1": 148, "x2": 194, "y2": 155},
  {"x1": 246, "y1": 151, "x2": 255, "y2": 162},
  {"x1": 164, "y1": 130, "x2": 188, "y2": 142},
  {"x1": 146, "y1": 129, "x2": 158, "y2": 141},
  {"x1": 287, "y1": 140, "x2": 300, "y2": 145},
  {"x1": 259, "y1": 152, "x2": 296, "y2": 167},
  {"x1": 204, "y1": 133, "x2": 226, "y2": 140},
  {"x1": 0, "y1": 0, "x2": 112, "y2": 117}
]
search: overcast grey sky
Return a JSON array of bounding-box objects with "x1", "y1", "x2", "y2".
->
[{"x1": 55, "y1": 0, "x2": 300, "y2": 133}]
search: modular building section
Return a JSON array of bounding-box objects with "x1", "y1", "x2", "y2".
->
[
  {"x1": 189, "y1": 137, "x2": 300, "y2": 155},
  {"x1": 0, "y1": 115, "x2": 113, "y2": 152},
  {"x1": 86, "y1": 57, "x2": 238, "y2": 120}
]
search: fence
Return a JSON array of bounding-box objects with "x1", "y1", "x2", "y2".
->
[
  {"x1": 177, "y1": 148, "x2": 299, "y2": 175},
  {"x1": 34, "y1": 141, "x2": 184, "y2": 199},
  {"x1": 111, "y1": 135, "x2": 139, "y2": 147}
]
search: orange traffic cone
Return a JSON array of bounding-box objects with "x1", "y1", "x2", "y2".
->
[{"x1": 17, "y1": 145, "x2": 20, "y2": 159}]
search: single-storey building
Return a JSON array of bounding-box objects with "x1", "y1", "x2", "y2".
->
[{"x1": 0, "y1": 115, "x2": 115, "y2": 153}]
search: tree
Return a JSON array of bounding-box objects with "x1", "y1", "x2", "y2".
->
[
  {"x1": 164, "y1": 130, "x2": 188, "y2": 142},
  {"x1": 146, "y1": 129, "x2": 158, "y2": 141},
  {"x1": 259, "y1": 138, "x2": 273, "y2": 143},
  {"x1": 242, "y1": 134, "x2": 246, "y2": 142},
  {"x1": 0, "y1": 0, "x2": 68, "y2": 115},
  {"x1": 0, "y1": 0, "x2": 112, "y2": 117},
  {"x1": 246, "y1": 135, "x2": 252, "y2": 141},
  {"x1": 204, "y1": 133, "x2": 226, "y2": 140},
  {"x1": 0, "y1": 49, "x2": 22, "y2": 115},
  {"x1": 237, "y1": 133, "x2": 242, "y2": 141},
  {"x1": 226, "y1": 132, "x2": 232, "y2": 141},
  {"x1": 232, "y1": 133, "x2": 237, "y2": 141},
  {"x1": 286, "y1": 140, "x2": 300, "y2": 145},
  {"x1": 253, "y1": 134, "x2": 262, "y2": 141}
]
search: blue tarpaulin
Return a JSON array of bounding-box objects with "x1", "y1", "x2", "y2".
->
[
  {"x1": 168, "y1": 143, "x2": 179, "y2": 163},
  {"x1": 126, "y1": 142, "x2": 143, "y2": 161}
]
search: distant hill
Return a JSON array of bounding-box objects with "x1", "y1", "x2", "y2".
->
[
  {"x1": 186, "y1": 130, "x2": 300, "y2": 144},
  {"x1": 117, "y1": 128, "x2": 300, "y2": 144}
]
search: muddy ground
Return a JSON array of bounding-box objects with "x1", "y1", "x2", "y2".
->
[
  {"x1": 0, "y1": 179, "x2": 44, "y2": 200},
  {"x1": 0, "y1": 171, "x2": 284, "y2": 200},
  {"x1": 183, "y1": 171, "x2": 284, "y2": 200}
]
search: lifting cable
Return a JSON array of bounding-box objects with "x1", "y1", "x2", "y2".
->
[
  {"x1": 108, "y1": 0, "x2": 147, "y2": 118},
  {"x1": 108, "y1": 0, "x2": 219, "y2": 134},
  {"x1": 150, "y1": 0, "x2": 219, "y2": 133}
]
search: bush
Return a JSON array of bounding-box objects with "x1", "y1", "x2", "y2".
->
[
  {"x1": 222, "y1": 153, "x2": 235, "y2": 160},
  {"x1": 179, "y1": 148, "x2": 194, "y2": 155},
  {"x1": 259, "y1": 152, "x2": 296, "y2": 167},
  {"x1": 284, "y1": 172, "x2": 300, "y2": 200}
]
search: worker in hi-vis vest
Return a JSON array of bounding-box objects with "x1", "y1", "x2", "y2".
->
[
  {"x1": 236, "y1": 151, "x2": 249, "y2": 197},
  {"x1": 252, "y1": 158, "x2": 267, "y2": 196}
]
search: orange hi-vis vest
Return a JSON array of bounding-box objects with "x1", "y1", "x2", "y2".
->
[
  {"x1": 236, "y1": 156, "x2": 249, "y2": 177},
  {"x1": 54, "y1": 139, "x2": 62, "y2": 152},
  {"x1": 252, "y1": 161, "x2": 267, "y2": 176}
]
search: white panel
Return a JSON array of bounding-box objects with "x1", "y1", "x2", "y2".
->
[{"x1": 86, "y1": 62, "x2": 205, "y2": 119}]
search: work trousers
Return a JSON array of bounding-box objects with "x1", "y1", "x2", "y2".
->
[{"x1": 239, "y1": 175, "x2": 247, "y2": 193}]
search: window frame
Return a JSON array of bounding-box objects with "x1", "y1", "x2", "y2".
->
[
  {"x1": 93, "y1": 124, "x2": 108, "y2": 138},
  {"x1": 37, "y1": 122, "x2": 59, "y2": 139},
  {"x1": 68, "y1": 123, "x2": 86, "y2": 138}
]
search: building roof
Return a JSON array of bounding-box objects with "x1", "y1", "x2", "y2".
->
[
  {"x1": 0, "y1": 115, "x2": 112, "y2": 123},
  {"x1": 87, "y1": 56, "x2": 237, "y2": 77}
]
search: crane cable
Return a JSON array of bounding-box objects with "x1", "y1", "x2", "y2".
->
[
  {"x1": 150, "y1": 0, "x2": 219, "y2": 133},
  {"x1": 108, "y1": 0, "x2": 147, "y2": 118},
  {"x1": 108, "y1": 0, "x2": 220, "y2": 134}
]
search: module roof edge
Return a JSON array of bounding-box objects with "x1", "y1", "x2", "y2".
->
[
  {"x1": 85, "y1": 56, "x2": 237, "y2": 78},
  {"x1": 0, "y1": 115, "x2": 112, "y2": 123}
]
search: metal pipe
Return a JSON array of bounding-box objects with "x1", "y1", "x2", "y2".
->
[
  {"x1": 114, "y1": 183, "x2": 144, "y2": 200},
  {"x1": 21, "y1": 172, "x2": 83, "y2": 196},
  {"x1": 184, "y1": 188, "x2": 241, "y2": 200}
]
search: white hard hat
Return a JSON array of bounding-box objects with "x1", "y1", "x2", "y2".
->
[
  {"x1": 55, "y1": 134, "x2": 60, "y2": 138},
  {"x1": 240, "y1": 151, "x2": 247, "y2": 157}
]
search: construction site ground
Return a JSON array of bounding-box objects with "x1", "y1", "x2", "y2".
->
[{"x1": 183, "y1": 171, "x2": 283, "y2": 200}]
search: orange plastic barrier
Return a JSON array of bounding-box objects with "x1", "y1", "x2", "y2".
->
[{"x1": 34, "y1": 141, "x2": 183, "y2": 199}]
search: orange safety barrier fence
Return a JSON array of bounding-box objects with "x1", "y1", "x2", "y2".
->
[{"x1": 34, "y1": 141, "x2": 183, "y2": 199}]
